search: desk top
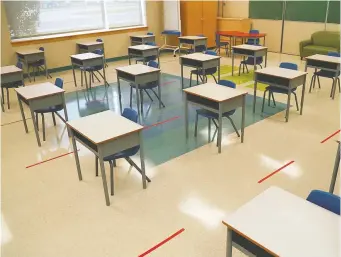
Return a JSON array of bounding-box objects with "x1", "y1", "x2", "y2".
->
[
  {"x1": 67, "y1": 110, "x2": 143, "y2": 144},
  {"x1": 183, "y1": 83, "x2": 247, "y2": 102},
  {"x1": 222, "y1": 186, "x2": 340, "y2": 257},
  {"x1": 16, "y1": 49, "x2": 43, "y2": 55},
  {"x1": 130, "y1": 34, "x2": 155, "y2": 38},
  {"x1": 77, "y1": 41, "x2": 103, "y2": 46},
  {"x1": 305, "y1": 54, "x2": 341, "y2": 64},
  {"x1": 15, "y1": 82, "x2": 64, "y2": 100},
  {"x1": 1, "y1": 65, "x2": 22, "y2": 75},
  {"x1": 70, "y1": 53, "x2": 102, "y2": 60},
  {"x1": 178, "y1": 36, "x2": 208, "y2": 40},
  {"x1": 232, "y1": 44, "x2": 268, "y2": 51},
  {"x1": 218, "y1": 31, "x2": 267, "y2": 38},
  {"x1": 255, "y1": 67, "x2": 307, "y2": 79},
  {"x1": 116, "y1": 64, "x2": 160, "y2": 75},
  {"x1": 180, "y1": 53, "x2": 221, "y2": 62},
  {"x1": 128, "y1": 45, "x2": 159, "y2": 51}
]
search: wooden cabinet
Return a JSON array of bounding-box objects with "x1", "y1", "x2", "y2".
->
[{"x1": 180, "y1": 1, "x2": 218, "y2": 48}]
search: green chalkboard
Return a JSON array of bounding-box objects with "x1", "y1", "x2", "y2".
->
[
  {"x1": 327, "y1": 1, "x2": 340, "y2": 24},
  {"x1": 285, "y1": 1, "x2": 328, "y2": 23},
  {"x1": 249, "y1": 1, "x2": 283, "y2": 20}
]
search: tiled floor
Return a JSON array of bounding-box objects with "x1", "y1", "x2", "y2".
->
[{"x1": 1, "y1": 52, "x2": 340, "y2": 257}]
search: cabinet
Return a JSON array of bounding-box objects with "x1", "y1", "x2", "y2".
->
[{"x1": 180, "y1": 1, "x2": 218, "y2": 48}]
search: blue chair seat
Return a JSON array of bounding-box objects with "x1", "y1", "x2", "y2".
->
[
  {"x1": 35, "y1": 105, "x2": 63, "y2": 113},
  {"x1": 307, "y1": 190, "x2": 340, "y2": 215},
  {"x1": 29, "y1": 59, "x2": 45, "y2": 67},
  {"x1": 266, "y1": 85, "x2": 296, "y2": 93},
  {"x1": 103, "y1": 146, "x2": 139, "y2": 162},
  {"x1": 196, "y1": 108, "x2": 235, "y2": 119},
  {"x1": 80, "y1": 65, "x2": 102, "y2": 72},
  {"x1": 241, "y1": 57, "x2": 263, "y2": 65},
  {"x1": 315, "y1": 70, "x2": 340, "y2": 78},
  {"x1": 191, "y1": 67, "x2": 216, "y2": 76}
]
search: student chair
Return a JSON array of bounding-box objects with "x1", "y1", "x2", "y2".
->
[
  {"x1": 190, "y1": 50, "x2": 218, "y2": 87},
  {"x1": 95, "y1": 108, "x2": 151, "y2": 195},
  {"x1": 135, "y1": 42, "x2": 158, "y2": 66},
  {"x1": 238, "y1": 55, "x2": 263, "y2": 75},
  {"x1": 215, "y1": 32, "x2": 229, "y2": 56},
  {"x1": 80, "y1": 49, "x2": 110, "y2": 89},
  {"x1": 307, "y1": 190, "x2": 340, "y2": 215},
  {"x1": 309, "y1": 52, "x2": 341, "y2": 97},
  {"x1": 96, "y1": 38, "x2": 108, "y2": 67},
  {"x1": 194, "y1": 80, "x2": 240, "y2": 143},
  {"x1": 186, "y1": 34, "x2": 207, "y2": 54},
  {"x1": 129, "y1": 61, "x2": 165, "y2": 110},
  {"x1": 262, "y1": 62, "x2": 299, "y2": 114},
  {"x1": 1, "y1": 61, "x2": 25, "y2": 110},
  {"x1": 246, "y1": 29, "x2": 260, "y2": 45},
  {"x1": 28, "y1": 47, "x2": 52, "y2": 81},
  {"x1": 34, "y1": 78, "x2": 65, "y2": 141}
]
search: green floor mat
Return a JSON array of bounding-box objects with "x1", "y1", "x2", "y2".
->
[
  {"x1": 214, "y1": 65, "x2": 237, "y2": 77},
  {"x1": 222, "y1": 70, "x2": 268, "y2": 91}
]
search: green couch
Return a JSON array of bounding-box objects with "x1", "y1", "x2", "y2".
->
[{"x1": 300, "y1": 31, "x2": 340, "y2": 59}]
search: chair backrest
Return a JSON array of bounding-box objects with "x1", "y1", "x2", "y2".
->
[
  {"x1": 279, "y1": 62, "x2": 298, "y2": 70},
  {"x1": 147, "y1": 32, "x2": 154, "y2": 35},
  {"x1": 16, "y1": 61, "x2": 23, "y2": 69},
  {"x1": 218, "y1": 80, "x2": 236, "y2": 89},
  {"x1": 247, "y1": 30, "x2": 260, "y2": 45},
  {"x1": 204, "y1": 50, "x2": 217, "y2": 56},
  {"x1": 94, "y1": 49, "x2": 103, "y2": 55},
  {"x1": 96, "y1": 38, "x2": 103, "y2": 42},
  {"x1": 39, "y1": 46, "x2": 44, "y2": 51},
  {"x1": 146, "y1": 42, "x2": 156, "y2": 46},
  {"x1": 148, "y1": 60, "x2": 159, "y2": 69},
  {"x1": 122, "y1": 108, "x2": 138, "y2": 123},
  {"x1": 307, "y1": 190, "x2": 340, "y2": 215},
  {"x1": 249, "y1": 29, "x2": 259, "y2": 34},
  {"x1": 54, "y1": 78, "x2": 64, "y2": 89},
  {"x1": 328, "y1": 51, "x2": 341, "y2": 57}
]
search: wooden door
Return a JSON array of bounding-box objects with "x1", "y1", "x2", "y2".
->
[
  {"x1": 180, "y1": 1, "x2": 203, "y2": 36},
  {"x1": 202, "y1": 0, "x2": 218, "y2": 47}
]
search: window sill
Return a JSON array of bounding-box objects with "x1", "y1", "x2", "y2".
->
[{"x1": 11, "y1": 26, "x2": 148, "y2": 47}]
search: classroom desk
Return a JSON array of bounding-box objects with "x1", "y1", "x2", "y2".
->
[
  {"x1": 183, "y1": 83, "x2": 246, "y2": 153},
  {"x1": 115, "y1": 64, "x2": 161, "y2": 117},
  {"x1": 15, "y1": 82, "x2": 68, "y2": 147},
  {"x1": 67, "y1": 110, "x2": 146, "y2": 206},
  {"x1": 77, "y1": 41, "x2": 104, "y2": 53},
  {"x1": 16, "y1": 49, "x2": 47, "y2": 82},
  {"x1": 329, "y1": 140, "x2": 340, "y2": 194},
  {"x1": 223, "y1": 186, "x2": 340, "y2": 257},
  {"x1": 130, "y1": 35, "x2": 155, "y2": 45},
  {"x1": 178, "y1": 36, "x2": 208, "y2": 55},
  {"x1": 217, "y1": 31, "x2": 267, "y2": 55},
  {"x1": 305, "y1": 54, "x2": 341, "y2": 100},
  {"x1": 232, "y1": 44, "x2": 268, "y2": 76},
  {"x1": 254, "y1": 67, "x2": 307, "y2": 122},
  {"x1": 128, "y1": 44, "x2": 160, "y2": 66},
  {"x1": 1, "y1": 65, "x2": 24, "y2": 111},
  {"x1": 70, "y1": 53, "x2": 108, "y2": 90},
  {"x1": 180, "y1": 53, "x2": 221, "y2": 89}
]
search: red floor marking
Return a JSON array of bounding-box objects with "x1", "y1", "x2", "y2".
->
[
  {"x1": 160, "y1": 80, "x2": 176, "y2": 86},
  {"x1": 144, "y1": 116, "x2": 180, "y2": 130},
  {"x1": 26, "y1": 150, "x2": 79, "y2": 169},
  {"x1": 138, "y1": 228, "x2": 185, "y2": 257},
  {"x1": 320, "y1": 129, "x2": 341, "y2": 144},
  {"x1": 1, "y1": 118, "x2": 32, "y2": 126},
  {"x1": 258, "y1": 161, "x2": 295, "y2": 183}
]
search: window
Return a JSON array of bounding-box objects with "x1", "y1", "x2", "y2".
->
[{"x1": 4, "y1": 0, "x2": 146, "y2": 40}]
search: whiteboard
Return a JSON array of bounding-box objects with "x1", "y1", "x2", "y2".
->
[{"x1": 163, "y1": 0, "x2": 181, "y2": 31}]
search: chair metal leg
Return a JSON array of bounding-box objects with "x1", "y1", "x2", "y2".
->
[
  {"x1": 245, "y1": 64, "x2": 249, "y2": 73},
  {"x1": 317, "y1": 75, "x2": 321, "y2": 89},
  {"x1": 194, "y1": 112, "x2": 199, "y2": 137},
  {"x1": 271, "y1": 92, "x2": 276, "y2": 106},
  {"x1": 212, "y1": 75, "x2": 217, "y2": 83},
  {"x1": 1, "y1": 87, "x2": 4, "y2": 104},
  {"x1": 150, "y1": 88, "x2": 165, "y2": 107},
  {"x1": 36, "y1": 112, "x2": 39, "y2": 131},
  {"x1": 140, "y1": 89, "x2": 144, "y2": 113},
  {"x1": 125, "y1": 157, "x2": 151, "y2": 182},
  {"x1": 242, "y1": 62, "x2": 245, "y2": 73},
  {"x1": 293, "y1": 92, "x2": 299, "y2": 111},
  {"x1": 42, "y1": 113, "x2": 46, "y2": 141},
  {"x1": 227, "y1": 116, "x2": 240, "y2": 137},
  {"x1": 208, "y1": 118, "x2": 211, "y2": 142},
  {"x1": 211, "y1": 119, "x2": 219, "y2": 146},
  {"x1": 6, "y1": 88, "x2": 10, "y2": 109},
  {"x1": 129, "y1": 86, "x2": 133, "y2": 108},
  {"x1": 95, "y1": 157, "x2": 99, "y2": 176},
  {"x1": 330, "y1": 78, "x2": 335, "y2": 98},
  {"x1": 309, "y1": 75, "x2": 315, "y2": 93},
  {"x1": 238, "y1": 63, "x2": 242, "y2": 76},
  {"x1": 268, "y1": 90, "x2": 271, "y2": 106},
  {"x1": 109, "y1": 161, "x2": 114, "y2": 195},
  {"x1": 262, "y1": 89, "x2": 267, "y2": 113},
  {"x1": 190, "y1": 72, "x2": 193, "y2": 87},
  {"x1": 52, "y1": 112, "x2": 56, "y2": 126},
  {"x1": 196, "y1": 73, "x2": 199, "y2": 85},
  {"x1": 144, "y1": 89, "x2": 153, "y2": 102}
]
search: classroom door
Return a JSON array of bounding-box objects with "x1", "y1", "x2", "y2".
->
[
  {"x1": 180, "y1": 1, "x2": 203, "y2": 36},
  {"x1": 202, "y1": 1, "x2": 218, "y2": 47}
]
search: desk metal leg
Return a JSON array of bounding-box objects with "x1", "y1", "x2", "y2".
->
[
  {"x1": 139, "y1": 131, "x2": 147, "y2": 189},
  {"x1": 136, "y1": 84, "x2": 142, "y2": 120},
  {"x1": 300, "y1": 76, "x2": 306, "y2": 115},
  {"x1": 232, "y1": 52, "x2": 235, "y2": 76},
  {"x1": 84, "y1": 71, "x2": 89, "y2": 90},
  {"x1": 17, "y1": 95, "x2": 28, "y2": 133},
  {"x1": 226, "y1": 228, "x2": 233, "y2": 257},
  {"x1": 30, "y1": 107, "x2": 41, "y2": 147},
  {"x1": 285, "y1": 87, "x2": 292, "y2": 122},
  {"x1": 253, "y1": 81, "x2": 257, "y2": 113},
  {"x1": 218, "y1": 104, "x2": 223, "y2": 153},
  {"x1": 70, "y1": 134, "x2": 82, "y2": 181},
  {"x1": 128, "y1": 54, "x2": 131, "y2": 65},
  {"x1": 157, "y1": 73, "x2": 162, "y2": 108},
  {"x1": 185, "y1": 95, "x2": 189, "y2": 139},
  {"x1": 253, "y1": 55, "x2": 256, "y2": 72},
  {"x1": 218, "y1": 60, "x2": 221, "y2": 83},
  {"x1": 25, "y1": 59, "x2": 31, "y2": 82},
  {"x1": 332, "y1": 73, "x2": 338, "y2": 99},
  {"x1": 181, "y1": 62, "x2": 184, "y2": 89},
  {"x1": 98, "y1": 149, "x2": 110, "y2": 206},
  {"x1": 264, "y1": 36, "x2": 266, "y2": 46},
  {"x1": 116, "y1": 75, "x2": 123, "y2": 114},
  {"x1": 329, "y1": 142, "x2": 340, "y2": 193},
  {"x1": 241, "y1": 95, "x2": 245, "y2": 143},
  {"x1": 72, "y1": 64, "x2": 77, "y2": 87},
  {"x1": 102, "y1": 61, "x2": 108, "y2": 88},
  {"x1": 265, "y1": 50, "x2": 268, "y2": 67}
]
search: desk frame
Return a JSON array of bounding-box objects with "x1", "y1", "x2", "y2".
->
[
  {"x1": 128, "y1": 46, "x2": 160, "y2": 67},
  {"x1": 1, "y1": 67, "x2": 24, "y2": 110},
  {"x1": 130, "y1": 35, "x2": 155, "y2": 46},
  {"x1": 178, "y1": 37, "x2": 208, "y2": 56},
  {"x1": 16, "y1": 51, "x2": 49, "y2": 82}
]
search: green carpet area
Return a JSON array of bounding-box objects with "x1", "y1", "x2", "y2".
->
[
  {"x1": 213, "y1": 65, "x2": 237, "y2": 77},
  {"x1": 222, "y1": 70, "x2": 268, "y2": 91}
]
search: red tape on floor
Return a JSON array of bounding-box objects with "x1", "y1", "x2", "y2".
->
[
  {"x1": 258, "y1": 161, "x2": 295, "y2": 183},
  {"x1": 144, "y1": 116, "x2": 180, "y2": 130},
  {"x1": 138, "y1": 228, "x2": 185, "y2": 257},
  {"x1": 26, "y1": 150, "x2": 79, "y2": 169},
  {"x1": 160, "y1": 80, "x2": 176, "y2": 86},
  {"x1": 320, "y1": 129, "x2": 340, "y2": 144}
]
